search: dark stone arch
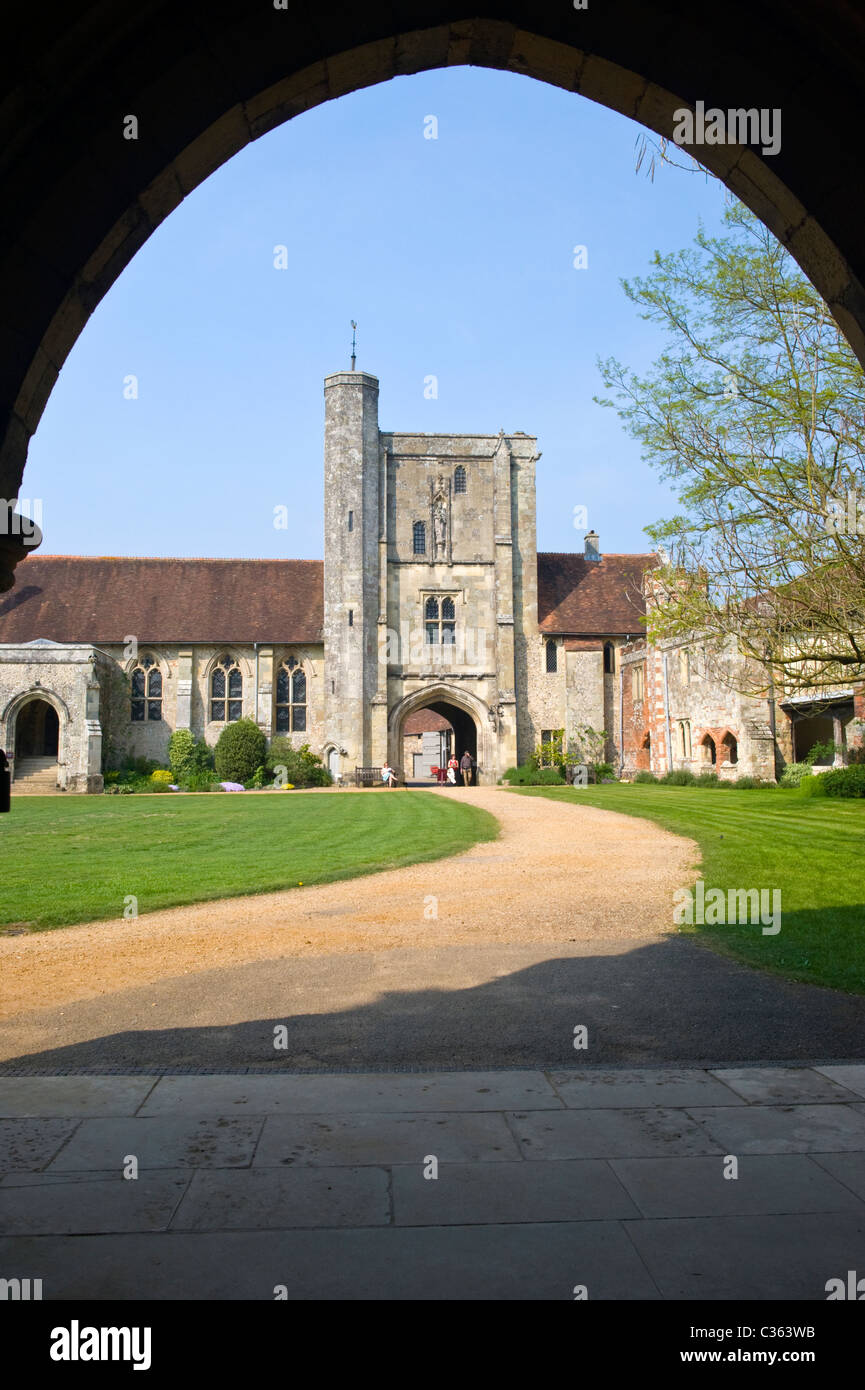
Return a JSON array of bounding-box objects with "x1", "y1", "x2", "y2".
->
[{"x1": 3, "y1": 2, "x2": 865, "y2": 594}]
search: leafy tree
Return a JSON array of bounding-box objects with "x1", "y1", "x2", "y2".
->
[
  {"x1": 214, "y1": 719, "x2": 266, "y2": 785},
  {"x1": 597, "y1": 202, "x2": 865, "y2": 692}
]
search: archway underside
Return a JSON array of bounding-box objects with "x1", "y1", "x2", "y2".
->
[{"x1": 3, "y1": 3, "x2": 865, "y2": 594}]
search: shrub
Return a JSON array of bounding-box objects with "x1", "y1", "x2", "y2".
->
[
  {"x1": 729, "y1": 776, "x2": 766, "y2": 789},
  {"x1": 779, "y1": 761, "x2": 812, "y2": 788},
  {"x1": 504, "y1": 764, "x2": 565, "y2": 785},
  {"x1": 696, "y1": 771, "x2": 720, "y2": 786},
  {"x1": 183, "y1": 770, "x2": 221, "y2": 792},
  {"x1": 819, "y1": 765, "x2": 865, "y2": 798},
  {"x1": 805, "y1": 739, "x2": 837, "y2": 766},
  {"x1": 118, "y1": 754, "x2": 161, "y2": 778},
  {"x1": 660, "y1": 769, "x2": 697, "y2": 786},
  {"x1": 170, "y1": 730, "x2": 213, "y2": 781},
  {"x1": 266, "y1": 739, "x2": 331, "y2": 788},
  {"x1": 168, "y1": 729, "x2": 195, "y2": 779},
  {"x1": 593, "y1": 762, "x2": 616, "y2": 782},
  {"x1": 632, "y1": 770, "x2": 658, "y2": 784},
  {"x1": 150, "y1": 769, "x2": 173, "y2": 787},
  {"x1": 214, "y1": 719, "x2": 266, "y2": 785},
  {"x1": 799, "y1": 773, "x2": 829, "y2": 798}
]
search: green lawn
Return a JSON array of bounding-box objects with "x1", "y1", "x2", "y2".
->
[
  {"x1": 515, "y1": 785, "x2": 865, "y2": 994},
  {"x1": 1, "y1": 791, "x2": 498, "y2": 932}
]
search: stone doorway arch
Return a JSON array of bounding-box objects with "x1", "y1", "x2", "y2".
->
[
  {"x1": 389, "y1": 684, "x2": 494, "y2": 783},
  {"x1": 5, "y1": 689, "x2": 68, "y2": 790},
  {"x1": 14, "y1": 696, "x2": 58, "y2": 758},
  {"x1": 3, "y1": 7, "x2": 865, "y2": 592}
]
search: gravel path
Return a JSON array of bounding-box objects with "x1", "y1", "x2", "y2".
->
[
  {"x1": 5, "y1": 790, "x2": 865, "y2": 1069},
  {"x1": 1, "y1": 788, "x2": 695, "y2": 1024}
]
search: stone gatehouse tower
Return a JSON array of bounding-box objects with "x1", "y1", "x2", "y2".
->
[{"x1": 323, "y1": 369, "x2": 538, "y2": 780}]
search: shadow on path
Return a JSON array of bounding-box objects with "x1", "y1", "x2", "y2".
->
[{"x1": 1, "y1": 921, "x2": 864, "y2": 1072}]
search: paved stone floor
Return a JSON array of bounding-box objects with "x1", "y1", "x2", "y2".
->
[{"x1": 2, "y1": 1065, "x2": 865, "y2": 1299}]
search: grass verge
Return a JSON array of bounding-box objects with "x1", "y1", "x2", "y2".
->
[
  {"x1": 514, "y1": 784, "x2": 865, "y2": 994},
  {"x1": 1, "y1": 790, "x2": 498, "y2": 931}
]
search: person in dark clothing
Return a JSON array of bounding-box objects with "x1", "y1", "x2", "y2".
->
[{"x1": 460, "y1": 750, "x2": 473, "y2": 786}]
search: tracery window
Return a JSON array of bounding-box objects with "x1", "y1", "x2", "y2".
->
[
  {"x1": 276, "y1": 657, "x2": 307, "y2": 732},
  {"x1": 210, "y1": 654, "x2": 242, "y2": 723},
  {"x1": 131, "y1": 654, "x2": 162, "y2": 722},
  {"x1": 424, "y1": 596, "x2": 456, "y2": 646}
]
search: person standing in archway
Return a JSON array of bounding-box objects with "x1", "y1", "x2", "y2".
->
[
  {"x1": 460, "y1": 750, "x2": 473, "y2": 786},
  {"x1": 447, "y1": 752, "x2": 459, "y2": 786}
]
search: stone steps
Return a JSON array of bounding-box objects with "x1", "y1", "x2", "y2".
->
[{"x1": 13, "y1": 757, "x2": 61, "y2": 793}]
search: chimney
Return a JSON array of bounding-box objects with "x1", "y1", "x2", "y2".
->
[{"x1": 585, "y1": 530, "x2": 600, "y2": 562}]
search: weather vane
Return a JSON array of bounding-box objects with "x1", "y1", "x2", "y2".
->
[{"x1": 350, "y1": 320, "x2": 357, "y2": 371}]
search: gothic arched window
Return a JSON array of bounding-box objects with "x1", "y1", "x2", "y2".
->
[
  {"x1": 211, "y1": 655, "x2": 242, "y2": 723},
  {"x1": 413, "y1": 520, "x2": 426, "y2": 555},
  {"x1": 131, "y1": 654, "x2": 162, "y2": 722},
  {"x1": 546, "y1": 640, "x2": 558, "y2": 673},
  {"x1": 454, "y1": 466, "x2": 467, "y2": 494},
  {"x1": 424, "y1": 596, "x2": 457, "y2": 647},
  {"x1": 275, "y1": 658, "x2": 307, "y2": 732}
]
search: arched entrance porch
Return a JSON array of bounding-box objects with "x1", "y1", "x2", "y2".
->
[
  {"x1": 9, "y1": 693, "x2": 62, "y2": 791},
  {"x1": 389, "y1": 685, "x2": 494, "y2": 784},
  {"x1": 14, "y1": 697, "x2": 59, "y2": 758}
]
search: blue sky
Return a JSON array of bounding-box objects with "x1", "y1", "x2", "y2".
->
[{"x1": 23, "y1": 66, "x2": 731, "y2": 560}]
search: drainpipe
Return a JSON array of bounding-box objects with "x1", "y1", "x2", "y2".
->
[
  {"x1": 253, "y1": 642, "x2": 259, "y2": 728},
  {"x1": 662, "y1": 650, "x2": 672, "y2": 773}
]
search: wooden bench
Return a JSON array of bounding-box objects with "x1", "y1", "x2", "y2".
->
[{"x1": 354, "y1": 766, "x2": 405, "y2": 786}]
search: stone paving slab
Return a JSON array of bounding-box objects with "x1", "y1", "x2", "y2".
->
[
  {"x1": 5, "y1": 1067, "x2": 865, "y2": 1299},
  {"x1": 816, "y1": 1065, "x2": 865, "y2": 1099},
  {"x1": 609, "y1": 1154, "x2": 865, "y2": 1218},
  {"x1": 253, "y1": 1111, "x2": 521, "y2": 1167},
  {"x1": 625, "y1": 1211, "x2": 865, "y2": 1300},
  {"x1": 711, "y1": 1067, "x2": 863, "y2": 1105},
  {"x1": 391, "y1": 1158, "x2": 640, "y2": 1226},
  {"x1": 0, "y1": 1076, "x2": 158, "y2": 1117},
  {"x1": 550, "y1": 1068, "x2": 744, "y2": 1108},
  {"x1": 0, "y1": 1118, "x2": 80, "y2": 1171},
  {"x1": 688, "y1": 1103, "x2": 865, "y2": 1154},
  {"x1": 0, "y1": 1170, "x2": 190, "y2": 1235},
  {"x1": 508, "y1": 1107, "x2": 722, "y2": 1160},
  {"x1": 138, "y1": 1071, "x2": 561, "y2": 1117},
  {"x1": 0, "y1": 1222, "x2": 661, "y2": 1299},
  {"x1": 46, "y1": 1116, "x2": 264, "y2": 1172},
  {"x1": 171, "y1": 1167, "x2": 389, "y2": 1231},
  {"x1": 811, "y1": 1151, "x2": 865, "y2": 1201}
]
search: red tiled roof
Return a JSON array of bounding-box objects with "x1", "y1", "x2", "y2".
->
[
  {"x1": 0, "y1": 556, "x2": 324, "y2": 644},
  {"x1": 403, "y1": 710, "x2": 453, "y2": 734},
  {"x1": 537, "y1": 553, "x2": 656, "y2": 636},
  {"x1": 0, "y1": 550, "x2": 656, "y2": 646}
]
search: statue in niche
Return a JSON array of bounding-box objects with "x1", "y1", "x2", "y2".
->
[{"x1": 432, "y1": 474, "x2": 448, "y2": 559}]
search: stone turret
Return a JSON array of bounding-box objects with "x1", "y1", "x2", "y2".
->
[{"x1": 322, "y1": 371, "x2": 383, "y2": 770}]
